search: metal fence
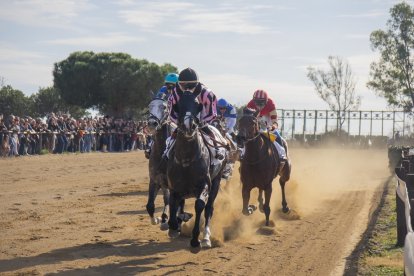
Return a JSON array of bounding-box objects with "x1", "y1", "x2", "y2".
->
[{"x1": 278, "y1": 109, "x2": 413, "y2": 140}]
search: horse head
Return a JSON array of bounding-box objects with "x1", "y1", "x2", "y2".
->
[
  {"x1": 236, "y1": 107, "x2": 260, "y2": 147},
  {"x1": 176, "y1": 91, "x2": 202, "y2": 138},
  {"x1": 147, "y1": 97, "x2": 168, "y2": 134}
]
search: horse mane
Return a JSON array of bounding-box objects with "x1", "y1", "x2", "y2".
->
[{"x1": 243, "y1": 107, "x2": 258, "y2": 117}]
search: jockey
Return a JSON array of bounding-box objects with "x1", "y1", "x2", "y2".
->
[
  {"x1": 145, "y1": 73, "x2": 178, "y2": 159},
  {"x1": 155, "y1": 73, "x2": 178, "y2": 100},
  {"x1": 246, "y1": 89, "x2": 287, "y2": 161},
  {"x1": 164, "y1": 67, "x2": 226, "y2": 162},
  {"x1": 217, "y1": 98, "x2": 237, "y2": 139}
]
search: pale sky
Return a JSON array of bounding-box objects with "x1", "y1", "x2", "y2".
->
[{"x1": 0, "y1": 0, "x2": 409, "y2": 111}]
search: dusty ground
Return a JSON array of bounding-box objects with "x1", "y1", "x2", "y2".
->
[{"x1": 0, "y1": 148, "x2": 390, "y2": 276}]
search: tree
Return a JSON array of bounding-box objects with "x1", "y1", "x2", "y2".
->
[
  {"x1": 53, "y1": 51, "x2": 177, "y2": 118},
  {"x1": 30, "y1": 86, "x2": 87, "y2": 118},
  {"x1": 0, "y1": 85, "x2": 31, "y2": 117},
  {"x1": 307, "y1": 56, "x2": 360, "y2": 130},
  {"x1": 368, "y1": 2, "x2": 414, "y2": 111}
]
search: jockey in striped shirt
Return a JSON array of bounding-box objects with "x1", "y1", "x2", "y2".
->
[{"x1": 164, "y1": 67, "x2": 225, "y2": 161}]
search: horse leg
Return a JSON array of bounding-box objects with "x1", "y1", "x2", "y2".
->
[
  {"x1": 264, "y1": 185, "x2": 272, "y2": 226},
  {"x1": 280, "y1": 178, "x2": 290, "y2": 213},
  {"x1": 191, "y1": 184, "x2": 208, "y2": 248},
  {"x1": 160, "y1": 186, "x2": 170, "y2": 231},
  {"x1": 146, "y1": 180, "x2": 160, "y2": 225},
  {"x1": 202, "y1": 177, "x2": 220, "y2": 248},
  {"x1": 258, "y1": 189, "x2": 265, "y2": 213},
  {"x1": 168, "y1": 192, "x2": 180, "y2": 238},
  {"x1": 242, "y1": 185, "x2": 254, "y2": 215}
]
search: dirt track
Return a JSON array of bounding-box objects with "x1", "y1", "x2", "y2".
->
[{"x1": 0, "y1": 148, "x2": 389, "y2": 275}]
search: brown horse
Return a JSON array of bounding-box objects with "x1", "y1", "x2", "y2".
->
[{"x1": 236, "y1": 108, "x2": 291, "y2": 226}]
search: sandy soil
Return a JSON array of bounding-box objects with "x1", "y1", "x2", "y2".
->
[{"x1": 0, "y1": 148, "x2": 390, "y2": 276}]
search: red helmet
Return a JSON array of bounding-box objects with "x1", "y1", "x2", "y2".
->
[
  {"x1": 253, "y1": 89, "x2": 268, "y2": 100},
  {"x1": 253, "y1": 90, "x2": 268, "y2": 107}
]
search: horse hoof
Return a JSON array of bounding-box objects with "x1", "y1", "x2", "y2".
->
[
  {"x1": 242, "y1": 209, "x2": 250, "y2": 216},
  {"x1": 190, "y1": 239, "x2": 201, "y2": 248},
  {"x1": 151, "y1": 217, "x2": 159, "y2": 225},
  {"x1": 168, "y1": 229, "x2": 180, "y2": 238},
  {"x1": 282, "y1": 207, "x2": 290, "y2": 214},
  {"x1": 160, "y1": 222, "x2": 169, "y2": 231},
  {"x1": 201, "y1": 238, "x2": 212, "y2": 248}
]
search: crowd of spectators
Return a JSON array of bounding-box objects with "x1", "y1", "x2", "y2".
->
[{"x1": 0, "y1": 113, "x2": 151, "y2": 157}]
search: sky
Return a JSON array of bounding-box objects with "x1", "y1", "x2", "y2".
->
[{"x1": 0, "y1": 0, "x2": 411, "y2": 111}]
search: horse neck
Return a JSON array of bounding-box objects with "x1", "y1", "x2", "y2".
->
[
  {"x1": 153, "y1": 123, "x2": 168, "y2": 151},
  {"x1": 245, "y1": 133, "x2": 265, "y2": 156}
]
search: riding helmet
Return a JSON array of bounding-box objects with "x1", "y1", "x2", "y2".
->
[
  {"x1": 217, "y1": 98, "x2": 228, "y2": 108},
  {"x1": 178, "y1": 67, "x2": 199, "y2": 82},
  {"x1": 253, "y1": 89, "x2": 268, "y2": 101},
  {"x1": 165, "y1": 73, "x2": 178, "y2": 84}
]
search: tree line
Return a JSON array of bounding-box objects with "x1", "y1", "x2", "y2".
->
[{"x1": 1, "y1": 52, "x2": 177, "y2": 118}]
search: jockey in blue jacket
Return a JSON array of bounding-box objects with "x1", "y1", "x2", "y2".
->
[
  {"x1": 216, "y1": 98, "x2": 237, "y2": 137},
  {"x1": 155, "y1": 73, "x2": 178, "y2": 100}
]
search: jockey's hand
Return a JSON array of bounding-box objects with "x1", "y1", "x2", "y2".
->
[{"x1": 268, "y1": 125, "x2": 276, "y2": 131}]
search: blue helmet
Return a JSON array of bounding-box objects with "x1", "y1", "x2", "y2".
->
[
  {"x1": 217, "y1": 98, "x2": 228, "y2": 108},
  {"x1": 165, "y1": 73, "x2": 178, "y2": 84}
]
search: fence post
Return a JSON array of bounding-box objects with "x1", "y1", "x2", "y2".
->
[
  {"x1": 314, "y1": 110, "x2": 317, "y2": 140},
  {"x1": 303, "y1": 109, "x2": 306, "y2": 141},
  {"x1": 403, "y1": 112, "x2": 406, "y2": 137},
  {"x1": 347, "y1": 110, "x2": 351, "y2": 135},
  {"x1": 381, "y1": 111, "x2": 384, "y2": 137},
  {"x1": 292, "y1": 109, "x2": 295, "y2": 140},
  {"x1": 393, "y1": 111, "x2": 396, "y2": 136},
  {"x1": 325, "y1": 110, "x2": 328, "y2": 134},
  {"x1": 370, "y1": 111, "x2": 373, "y2": 137},
  {"x1": 359, "y1": 111, "x2": 362, "y2": 136},
  {"x1": 281, "y1": 109, "x2": 285, "y2": 137}
]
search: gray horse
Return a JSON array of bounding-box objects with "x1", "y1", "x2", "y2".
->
[{"x1": 145, "y1": 97, "x2": 174, "y2": 230}]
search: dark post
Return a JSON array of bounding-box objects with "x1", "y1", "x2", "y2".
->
[
  {"x1": 314, "y1": 110, "x2": 317, "y2": 140},
  {"x1": 359, "y1": 111, "x2": 362, "y2": 136},
  {"x1": 325, "y1": 110, "x2": 328, "y2": 134},
  {"x1": 370, "y1": 111, "x2": 373, "y2": 137},
  {"x1": 292, "y1": 109, "x2": 296, "y2": 140},
  {"x1": 303, "y1": 109, "x2": 306, "y2": 141}
]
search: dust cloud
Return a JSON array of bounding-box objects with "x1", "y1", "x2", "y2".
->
[{"x1": 195, "y1": 148, "x2": 389, "y2": 245}]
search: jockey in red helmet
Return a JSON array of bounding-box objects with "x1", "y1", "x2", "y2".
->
[{"x1": 247, "y1": 89, "x2": 287, "y2": 160}]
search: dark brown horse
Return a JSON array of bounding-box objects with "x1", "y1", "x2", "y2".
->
[{"x1": 236, "y1": 108, "x2": 291, "y2": 226}]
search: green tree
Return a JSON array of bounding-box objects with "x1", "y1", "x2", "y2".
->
[
  {"x1": 30, "y1": 86, "x2": 87, "y2": 118},
  {"x1": 53, "y1": 51, "x2": 177, "y2": 118},
  {"x1": 368, "y1": 2, "x2": 414, "y2": 111},
  {"x1": 307, "y1": 56, "x2": 360, "y2": 130},
  {"x1": 0, "y1": 85, "x2": 31, "y2": 117}
]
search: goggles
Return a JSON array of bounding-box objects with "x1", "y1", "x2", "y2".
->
[
  {"x1": 254, "y1": 99, "x2": 266, "y2": 107},
  {"x1": 178, "y1": 81, "x2": 198, "y2": 91},
  {"x1": 166, "y1": 83, "x2": 175, "y2": 90}
]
